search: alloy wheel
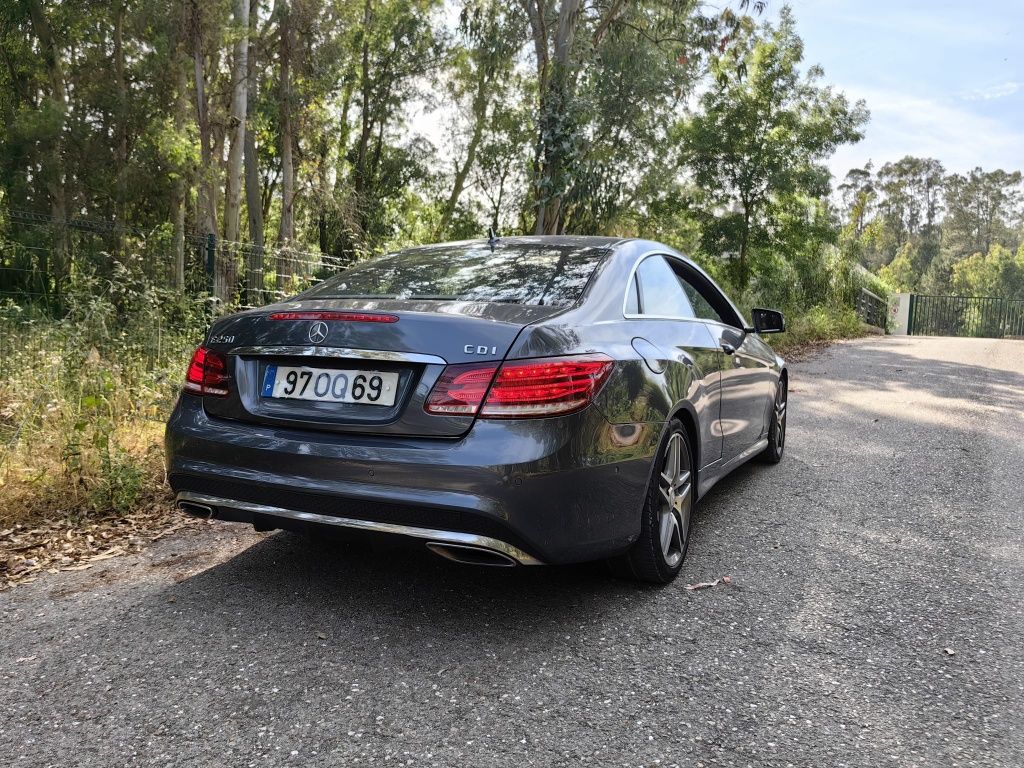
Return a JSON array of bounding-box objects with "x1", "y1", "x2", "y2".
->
[
  {"x1": 657, "y1": 432, "x2": 692, "y2": 568},
  {"x1": 774, "y1": 381, "x2": 788, "y2": 454}
]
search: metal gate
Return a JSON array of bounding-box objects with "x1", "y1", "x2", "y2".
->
[
  {"x1": 856, "y1": 288, "x2": 888, "y2": 330},
  {"x1": 908, "y1": 294, "x2": 1024, "y2": 338}
]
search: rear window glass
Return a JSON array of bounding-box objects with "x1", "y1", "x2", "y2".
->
[{"x1": 301, "y1": 243, "x2": 608, "y2": 307}]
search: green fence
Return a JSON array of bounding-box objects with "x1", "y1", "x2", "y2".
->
[{"x1": 908, "y1": 294, "x2": 1024, "y2": 338}]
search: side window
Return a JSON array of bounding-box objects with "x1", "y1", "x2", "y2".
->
[
  {"x1": 677, "y1": 275, "x2": 725, "y2": 324},
  {"x1": 633, "y1": 256, "x2": 695, "y2": 318}
]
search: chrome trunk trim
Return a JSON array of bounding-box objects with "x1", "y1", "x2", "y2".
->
[
  {"x1": 230, "y1": 346, "x2": 447, "y2": 366},
  {"x1": 175, "y1": 491, "x2": 543, "y2": 566}
]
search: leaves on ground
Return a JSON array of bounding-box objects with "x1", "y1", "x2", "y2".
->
[
  {"x1": 0, "y1": 502, "x2": 203, "y2": 591},
  {"x1": 685, "y1": 575, "x2": 733, "y2": 591}
]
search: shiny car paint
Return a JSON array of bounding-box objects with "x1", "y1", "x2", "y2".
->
[{"x1": 164, "y1": 236, "x2": 786, "y2": 566}]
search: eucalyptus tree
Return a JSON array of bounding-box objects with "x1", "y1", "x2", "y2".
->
[
  {"x1": 435, "y1": 0, "x2": 526, "y2": 237},
  {"x1": 518, "y1": 0, "x2": 769, "y2": 235},
  {"x1": 678, "y1": 7, "x2": 867, "y2": 288},
  {"x1": 875, "y1": 156, "x2": 945, "y2": 247},
  {"x1": 943, "y1": 168, "x2": 1023, "y2": 258}
]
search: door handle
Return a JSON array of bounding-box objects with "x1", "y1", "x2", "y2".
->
[{"x1": 721, "y1": 342, "x2": 736, "y2": 355}]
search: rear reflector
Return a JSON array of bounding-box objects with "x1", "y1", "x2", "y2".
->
[
  {"x1": 267, "y1": 311, "x2": 398, "y2": 323},
  {"x1": 424, "y1": 355, "x2": 614, "y2": 419},
  {"x1": 183, "y1": 346, "x2": 230, "y2": 397}
]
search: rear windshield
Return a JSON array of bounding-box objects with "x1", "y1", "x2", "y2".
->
[{"x1": 301, "y1": 242, "x2": 608, "y2": 307}]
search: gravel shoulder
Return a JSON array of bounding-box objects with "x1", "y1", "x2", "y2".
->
[{"x1": 2, "y1": 336, "x2": 1022, "y2": 767}]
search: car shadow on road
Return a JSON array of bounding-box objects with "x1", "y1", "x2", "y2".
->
[
  {"x1": 156, "y1": 528, "x2": 652, "y2": 651},
  {"x1": 151, "y1": 452, "x2": 775, "y2": 658}
]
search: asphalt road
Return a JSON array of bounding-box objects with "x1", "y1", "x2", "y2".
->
[{"x1": 2, "y1": 336, "x2": 1023, "y2": 767}]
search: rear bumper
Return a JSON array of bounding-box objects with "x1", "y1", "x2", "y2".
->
[
  {"x1": 175, "y1": 490, "x2": 543, "y2": 565},
  {"x1": 164, "y1": 394, "x2": 661, "y2": 564}
]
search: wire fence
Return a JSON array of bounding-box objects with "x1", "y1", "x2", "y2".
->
[{"x1": 0, "y1": 209, "x2": 354, "y2": 452}]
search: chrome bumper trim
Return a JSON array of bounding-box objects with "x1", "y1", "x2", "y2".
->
[
  {"x1": 175, "y1": 491, "x2": 543, "y2": 566},
  {"x1": 229, "y1": 345, "x2": 447, "y2": 366}
]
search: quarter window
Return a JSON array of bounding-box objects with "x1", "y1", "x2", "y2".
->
[{"x1": 633, "y1": 256, "x2": 695, "y2": 318}]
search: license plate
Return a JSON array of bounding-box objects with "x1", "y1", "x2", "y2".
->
[{"x1": 261, "y1": 365, "x2": 399, "y2": 406}]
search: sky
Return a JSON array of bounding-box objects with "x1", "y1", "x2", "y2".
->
[{"x1": 783, "y1": 0, "x2": 1024, "y2": 180}]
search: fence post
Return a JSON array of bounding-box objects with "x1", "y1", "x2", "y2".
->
[{"x1": 205, "y1": 233, "x2": 216, "y2": 294}]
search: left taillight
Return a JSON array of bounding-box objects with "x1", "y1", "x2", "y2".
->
[{"x1": 183, "y1": 346, "x2": 230, "y2": 397}]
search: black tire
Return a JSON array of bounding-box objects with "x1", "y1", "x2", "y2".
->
[
  {"x1": 761, "y1": 376, "x2": 787, "y2": 464},
  {"x1": 609, "y1": 419, "x2": 695, "y2": 584}
]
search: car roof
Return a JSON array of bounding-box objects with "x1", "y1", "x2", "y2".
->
[{"x1": 394, "y1": 235, "x2": 626, "y2": 253}]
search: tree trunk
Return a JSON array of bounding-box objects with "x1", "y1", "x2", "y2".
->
[
  {"x1": 738, "y1": 203, "x2": 752, "y2": 289},
  {"x1": 192, "y1": 6, "x2": 218, "y2": 240},
  {"x1": 352, "y1": 0, "x2": 374, "y2": 239},
  {"x1": 436, "y1": 67, "x2": 489, "y2": 238},
  {"x1": 171, "y1": 40, "x2": 189, "y2": 291},
  {"x1": 223, "y1": 0, "x2": 249, "y2": 244},
  {"x1": 243, "y1": 0, "x2": 264, "y2": 304},
  {"x1": 530, "y1": 0, "x2": 581, "y2": 235},
  {"x1": 113, "y1": 1, "x2": 129, "y2": 258},
  {"x1": 25, "y1": 0, "x2": 69, "y2": 307},
  {"x1": 275, "y1": 0, "x2": 296, "y2": 294}
]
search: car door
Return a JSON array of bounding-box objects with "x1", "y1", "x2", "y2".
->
[
  {"x1": 668, "y1": 262, "x2": 774, "y2": 461},
  {"x1": 627, "y1": 254, "x2": 726, "y2": 469}
]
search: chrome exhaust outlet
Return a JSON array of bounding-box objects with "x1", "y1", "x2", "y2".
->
[
  {"x1": 425, "y1": 542, "x2": 517, "y2": 567},
  {"x1": 178, "y1": 500, "x2": 215, "y2": 519}
]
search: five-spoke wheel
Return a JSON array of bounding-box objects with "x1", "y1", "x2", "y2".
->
[
  {"x1": 657, "y1": 432, "x2": 692, "y2": 569},
  {"x1": 762, "y1": 377, "x2": 788, "y2": 464},
  {"x1": 611, "y1": 419, "x2": 695, "y2": 583}
]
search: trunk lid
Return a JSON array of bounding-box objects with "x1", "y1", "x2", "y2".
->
[{"x1": 200, "y1": 298, "x2": 563, "y2": 437}]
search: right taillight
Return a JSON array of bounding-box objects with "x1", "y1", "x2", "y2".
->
[
  {"x1": 183, "y1": 346, "x2": 230, "y2": 397},
  {"x1": 424, "y1": 355, "x2": 614, "y2": 419}
]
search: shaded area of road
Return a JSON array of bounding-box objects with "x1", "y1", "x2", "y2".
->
[{"x1": 2, "y1": 336, "x2": 1022, "y2": 767}]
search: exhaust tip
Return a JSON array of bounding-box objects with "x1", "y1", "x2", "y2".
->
[
  {"x1": 178, "y1": 501, "x2": 215, "y2": 519},
  {"x1": 426, "y1": 542, "x2": 517, "y2": 567}
]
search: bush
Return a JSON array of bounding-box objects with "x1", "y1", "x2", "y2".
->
[
  {"x1": 767, "y1": 304, "x2": 866, "y2": 355},
  {"x1": 0, "y1": 272, "x2": 203, "y2": 525}
]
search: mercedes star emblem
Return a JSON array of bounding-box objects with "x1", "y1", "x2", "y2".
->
[{"x1": 308, "y1": 321, "x2": 329, "y2": 344}]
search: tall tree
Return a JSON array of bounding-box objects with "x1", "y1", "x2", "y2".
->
[
  {"x1": 679, "y1": 7, "x2": 868, "y2": 287},
  {"x1": 243, "y1": 0, "x2": 265, "y2": 302},
  {"x1": 435, "y1": 0, "x2": 523, "y2": 237},
  {"x1": 223, "y1": 0, "x2": 250, "y2": 244},
  {"x1": 274, "y1": 0, "x2": 296, "y2": 292},
  {"x1": 23, "y1": 0, "x2": 69, "y2": 300},
  {"x1": 944, "y1": 168, "x2": 1022, "y2": 257}
]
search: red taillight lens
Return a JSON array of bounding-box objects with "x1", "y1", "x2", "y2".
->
[
  {"x1": 183, "y1": 346, "x2": 230, "y2": 397},
  {"x1": 424, "y1": 362, "x2": 500, "y2": 415},
  {"x1": 267, "y1": 311, "x2": 398, "y2": 323},
  {"x1": 481, "y1": 355, "x2": 614, "y2": 418},
  {"x1": 423, "y1": 355, "x2": 614, "y2": 419}
]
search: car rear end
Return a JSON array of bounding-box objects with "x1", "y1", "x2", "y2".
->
[{"x1": 164, "y1": 238, "x2": 658, "y2": 565}]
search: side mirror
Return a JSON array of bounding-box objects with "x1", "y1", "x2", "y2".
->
[{"x1": 751, "y1": 307, "x2": 785, "y2": 335}]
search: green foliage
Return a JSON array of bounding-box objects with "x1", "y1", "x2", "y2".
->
[
  {"x1": 678, "y1": 6, "x2": 868, "y2": 288},
  {"x1": 878, "y1": 243, "x2": 919, "y2": 292},
  {"x1": 840, "y1": 159, "x2": 1023, "y2": 297},
  {"x1": 951, "y1": 244, "x2": 1024, "y2": 299},
  {"x1": 767, "y1": 304, "x2": 866, "y2": 355}
]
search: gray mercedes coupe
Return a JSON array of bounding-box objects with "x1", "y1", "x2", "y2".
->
[{"x1": 165, "y1": 236, "x2": 788, "y2": 583}]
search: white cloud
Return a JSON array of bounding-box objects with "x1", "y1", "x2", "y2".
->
[
  {"x1": 827, "y1": 85, "x2": 1024, "y2": 179},
  {"x1": 958, "y1": 82, "x2": 1020, "y2": 101}
]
